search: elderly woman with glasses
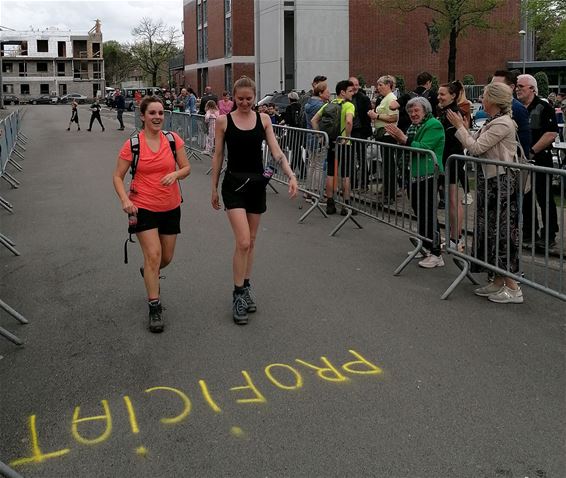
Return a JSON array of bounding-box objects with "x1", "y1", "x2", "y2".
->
[
  {"x1": 385, "y1": 97, "x2": 446, "y2": 268},
  {"x1": 446, "y1": 82, "x2": 522, "y2": 304}
]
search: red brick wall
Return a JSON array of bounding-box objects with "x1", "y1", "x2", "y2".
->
[
  {"x1": 185, "y1": 71, "x2": 198, "y2": 91},
  {"x1": 207, "y1": 0, "x2": 225, "y2": 60},
  {"x1": 350, "y1": 0, "x2": 521, "y2": 88},
  {"x1": 232, "y1": 0, "x2": 254, "y2": 56},
  {"x1": 184, "y1": 1, "x2": 196, "y2": 65}
]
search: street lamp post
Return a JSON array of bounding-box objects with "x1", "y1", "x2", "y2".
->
[{"x1": 519, "y1": 30, "x2": 527, "y2": 74}]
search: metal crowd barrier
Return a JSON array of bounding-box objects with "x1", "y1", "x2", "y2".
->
[
  {"x1": 268, "y1": 124, "x2": 330, "y2": 220},
  {"x1": 442, "y1": 154, "x2": 565, "y2": 302},
  {"x1": 0, "y1": 109, "x2": 29, "y2": 346},
  {"x1": 0, "y1": 460, "x2": 23, "y2": 478}
]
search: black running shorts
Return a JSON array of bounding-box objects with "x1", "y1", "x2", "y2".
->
[
  {"x1": 129, "y1": 206, "x2": 181, "y2": 235},
  {"x1": 221, "y1": 173, "x2": 267, "y2": 214}
]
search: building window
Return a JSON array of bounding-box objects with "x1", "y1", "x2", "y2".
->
[
  {"x1": 37, "y1": 40, "x2": 49, "y2": 52},
  {"x1": 224, "y1": 64, "x2": 232, "y2": 93},
  {"x1": 197, "y1": 0, "x2": 208, "y2": 63},
  {"x1": 40, "y1": 84, "x2": 49, "y2": 95},
  {"x1": 37, "y1": 62, "x2": 48, "y2": 72},
  {"x1": 203, "y1": 26, "x2": 208, "y2": 62},
  {"x1": 58, "y1": 41, "x2": 66, "y2": 57},
  {"x1": 20, "y1": 84, "x2": 30, "y2": 95},
  {"x1": 2, "y1": 63, "x2": 12, "y2": 73},
  {"x1": 57, "y1": 62, "x2": 66, "y2": 76},
  {"x1": 18, "y1": 63, "x2": 27, "y2": 77},
  {"x1": 59, "y1": 84, "x2": 67, "y2": 96},
  {"x1": 225, "y1": 0, "x2": 231, "y2": 14},
  {"x1": 93, "y1": 61, "x2": 101, "y2": 79},
  {"x1": 20, "y1": 41, "x2": 28, "y2": 56},
  {"x1": 3, "y1": 84, "x2": 14, "y2": 94}
]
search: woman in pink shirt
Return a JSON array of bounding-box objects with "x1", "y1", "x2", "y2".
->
[
  {"x1": 218, "y1": 91, "x2": 234, "y2": 115},
  {"x1": 113, "y1": 96, "x2": 191, "y2": 333}
]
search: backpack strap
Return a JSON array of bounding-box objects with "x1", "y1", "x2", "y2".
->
[
  {"x1": 129, "y1": 134, "x2": 140, "y2": 179},
  {"x1": 162, "y1": 130, "x2": 177, "y2": 163}
]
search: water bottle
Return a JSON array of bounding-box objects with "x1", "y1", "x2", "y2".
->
[
  {"x1": 263, "y1": 164, "x2": 274, "y2": 179},
  {"x1": 128, "y1": 213, "x2": 137, "y2": 227}
]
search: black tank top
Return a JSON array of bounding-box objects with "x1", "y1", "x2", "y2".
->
[{"x1": 225, "y1": 112, "x2": 266, "y2": 174}]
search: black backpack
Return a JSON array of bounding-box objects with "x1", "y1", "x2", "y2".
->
[{"x1": 319, "y1": 100, "x2": 344, "y2": 141}]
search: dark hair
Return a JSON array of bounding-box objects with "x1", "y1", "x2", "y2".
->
[
  {"x1": 416, "y1": 71, "x2": 433, "y2": 86},
  {"x1": 268, "y1": 102, "x2": 276, "y2": 108},
  {"x1": 439, "y1": 80, "x2": 463, "y2": 99},
  {"x1": 140, "y1": 95, "x2": 163, "y2": 115},
  {"x1": 493, "y1": 70, "x2": 517, "y2": 87},
  {"x1": 187, "y1": 87, "x2": 195, "y2": 95},
  {"x1": 336, "y1": 80, "x2": 354, "y2": 96},
  {"x1": 313, "y1": 75, "x2": 327, "y2": 84}
]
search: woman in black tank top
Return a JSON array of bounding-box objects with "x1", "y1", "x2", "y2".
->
[{"x1": 211, "y1": 77, "x2": 298, "y2": 325}]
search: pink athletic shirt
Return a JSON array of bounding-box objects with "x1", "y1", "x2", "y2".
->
[{"x1": 119, "y1": 131, "x2": 184, "y2": 212}]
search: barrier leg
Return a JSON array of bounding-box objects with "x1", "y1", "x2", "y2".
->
[
  {"x1": 1, "y1": 174, "x2": 19, "y2": 189},
  {"x1": 298, "y1": 197, "x2": 327, "y2": 223},
  {"x1": 11, "y1": 150, "x2": 25, "y2": 161},
  {"x1": 267, "y1": 182, "x2": 279, "y2": 194},
  {"x1": 329, "y1": 209, "x2": 363, "y2": 237},
  {"x1": 0, "y1": 326, "x2": 24, "y2": 346},
  {"x1": 0, "y1": 299, "x2": 28, "y2": 324},
  {"x1": 0, "y1": 196, "x2": 14, "y2": 213},
  {"x1": 440, "y1": 257, "x2": 480, "y2": 300},
  {"x1": 17, "y1": 135, "x2": 28, "y2": 145},
  {"x1": 8, "y1": 159, "x2": 23, "y2": 172},
  {"x1": 18, "y1": 131, "x2": 29, "y2": 141},
  {"x1": 15, "y1": 142, "x2": 26, "y2": 153},
  {"x1": 0, "y1": 460, "x2": 24, "y2": 477},
  {"x1": 0, "y1": 233, "x2": 16, "y2": 246},
  {"x1": 394, "y1": 237, "x2": 423, "y2": 276}
]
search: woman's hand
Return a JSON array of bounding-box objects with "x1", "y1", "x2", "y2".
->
[
  {"x1": 384, "y1": 124, "x2": 406, "y2": 144},
  {"x1": 368, "y1": 110, "x2": 378, "y2": 120},
  {"x1": 160, "y1": 172, "x2": 178, "y2": 186},
  {"x1": 288, "y1": 176, "x2": 298, "y2": 199},
  {"x1": 121, "y1": 198, "x2": 137, "y2": 215},
  {"x1": 211, "y1": 189, "x2": 221, "y2": 210},
  {"x1": 446, "y1": 109, "x2": 464, "y2": 129}
]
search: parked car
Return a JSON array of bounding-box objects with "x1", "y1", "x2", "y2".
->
[
  {"x1": 257, "y1": 92, "x2": 291, "y2": 114},
  {"x1": 3, "y1": 94, "x2": 19, "y2": 105},
  {"x1": 59, "y1": 93, "x2": 87, "y2": 104},
  {"x1": 28, "y1": 95, "x2": 57, "y2": 105}
]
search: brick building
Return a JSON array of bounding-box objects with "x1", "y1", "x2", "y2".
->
[{"x1": 183, "y1": 0, "x2": 522, "y2": 98}]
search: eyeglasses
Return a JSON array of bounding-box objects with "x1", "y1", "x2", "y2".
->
[{"x1": 516, "y1": 84, "x2": 532, "y2": 89}]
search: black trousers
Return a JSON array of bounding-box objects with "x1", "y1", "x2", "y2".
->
[
  {"x1": 89, "y1": 113, "x2": 104, "y2": 130},
  {"x1": 117, "y1": 109, "x2": 125, "y2": 128}
]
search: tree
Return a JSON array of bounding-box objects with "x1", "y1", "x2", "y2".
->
[
  {"x1": 463, "y1": 74, "x2": 476, "y2": 85},
  {"x1": 395, "y1": 75, "x2": 406, "y2": 93},
  {"x1": 534, "y1": 71, "x2": 549, "y2": 97},
  {"x1": 130, "y1": 18, "x2": 181, "y2": 87},
  {"x1": 370, "y1": 0, "x2": 505, "y2": 81},
  {"x1": 523, "y1": 0, "x2": 566, "y2": 60},
  {"x1": 103, "y1": 41, "x2": 135, "y2": 86}
]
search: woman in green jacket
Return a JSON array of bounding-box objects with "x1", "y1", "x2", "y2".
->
[{"x1": 385, "y1": 97, "x2": 445, "y2": 268}]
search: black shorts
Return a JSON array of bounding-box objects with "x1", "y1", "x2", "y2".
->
[
  {"x1": 221, "y1": 172, "x2": 267, "y2": 214},
  {"x1": 129, "y1": 207, "x2": 181, "y2": 235},
  {"x1": 326, "y1": 144, "x2": 356, "y2": 178},
  {"x1": 443, "y1": 158, "x2": 467, "y2": 186}
]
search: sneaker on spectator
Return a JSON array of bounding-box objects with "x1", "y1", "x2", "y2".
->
[
  {"x1": 326, "y1": 198, "x2": 337, "y2": 215},
  {"x1": 418, "y1": 254, "x2": 445, "y2": 268},
  {"x1": 474, "y1": 282, "x2": 503, "y2": 297},
  {"x1": 462, "y1": 193, "x2": 474, "y2": 205},
  {"x1": 488, "y1": 285, "x2": 523, "y2": 304}
]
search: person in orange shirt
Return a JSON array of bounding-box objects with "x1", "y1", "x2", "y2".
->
[{"x1": 113, "y1": 96, "x2": 191, "y2": 332}]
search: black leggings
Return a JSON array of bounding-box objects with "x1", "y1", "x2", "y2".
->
[{"x1": 89, "y1": 113, "x2": 104, "y2": 130}]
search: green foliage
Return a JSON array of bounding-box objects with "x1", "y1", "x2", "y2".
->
[
  {"x1": 463, "y1": 74, "x2": 475, "y2": 85},
  {"x1": 357, "y1": 75, "x2": 367, "y2": 88},
  {"x1": 432, "y1": 75, "x2": 439, "y2": 91},
  {"x1": 103, "y1": 41, "x2": 135, "y2": 86},
  {"x1": 395, "y1": 75, "x2": 406, "y2": 93},
  {"x1": 370, "y1": 0, "x2": 506, "y2": 80},
  {"x1": 523, "y1": 0, "x2": 566, "y2": 59},
  {"x1": 534, "y1": 71, "x2": 549, "y2": 97}
]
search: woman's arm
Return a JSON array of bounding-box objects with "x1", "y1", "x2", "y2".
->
[
  {"x1": 112, "y1": 157, "x2": 137, "y2": 215},
  {"x1": 211, "y1": 115, "x2": 227, "y2": 209},
  {"x1": 453, "y1": 119, "x2": 511, "y2": 156},
  {"x1": 261, "y1": 113, "x2": 298, "y2": 198}
]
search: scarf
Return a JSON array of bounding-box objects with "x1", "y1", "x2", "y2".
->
[{"x1": 406, "y1": 112, "x2": 433, "y2": 145}]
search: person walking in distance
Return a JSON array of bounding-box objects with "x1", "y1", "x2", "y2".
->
[
  {"x1": 67, "y1": 100, "x2": 80, "y2": 131},
  {"x1": 112, "y1": 96, "x2": 191, "y2": 333},
  {"x1": 199, "y1": 86, "x2": 218, "y2": 115},
  {"x1": 87, "y1": 98, "x2": 105, "y2": 132},
  {"x1": 211, "y1": 76, "x2": 298, "y2": 325},
  {"x1": 115, "y1": 89, "x2": 126, "y2": 130}
]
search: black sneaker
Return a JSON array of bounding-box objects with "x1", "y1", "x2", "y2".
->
[
  {"x1": 326, "y1": 198, "x2": 337, "y2": 215},
  {"x1": 242, "y1": 286, "x2": 257, "y2": 313},
  {"x1": 148, "y1": 301, "x2": 164, "y2": 333},
  {"x1": 233, "y1": 292, "x2": 248, "y2": 325}
]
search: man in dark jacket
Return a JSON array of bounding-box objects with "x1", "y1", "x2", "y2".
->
[
  {"x1": 349, "y1": 76, "x2": 372, "y2": 188},
  {"x1": 198, "y1": 86, "x2": 218, "y2": 115},
  {"x1": 114, "y1": 89, "x2": 125, "y2": 130}
]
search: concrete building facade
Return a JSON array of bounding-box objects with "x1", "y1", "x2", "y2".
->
[
  {"x1": 0, "y1": 21, "x2": 105, "y2": 100},
  {"x1": 183, "y1": 0, "x2": 522, "y2": 98}
]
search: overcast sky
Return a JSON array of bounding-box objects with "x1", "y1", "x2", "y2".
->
[{"x1": 0, "y1": 0, "x2": 184, "y2": 44}]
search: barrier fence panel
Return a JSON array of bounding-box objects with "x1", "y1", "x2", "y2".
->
[
  {"x1": 268, "y1": 125, "x2": 330, "y2": 221},
  {"x1": 0, "y1": 459, "x2": 24, "y2": 478},
  {"x1": 443, "y1": 154, "x2": 565, "y2": 301},
  {"x1": 332, "y1": 136, "x2": 441, "y2": 273}
]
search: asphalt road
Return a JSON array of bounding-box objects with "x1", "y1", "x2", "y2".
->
[{"x1": 0, "y1": 105, "x2": 564, "y2": 478}]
